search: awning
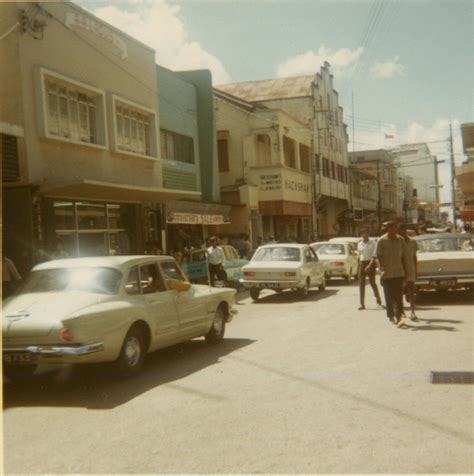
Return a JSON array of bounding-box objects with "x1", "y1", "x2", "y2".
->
[{"x1": 40, "y1": 179, "x2": 201, "y2": 203}]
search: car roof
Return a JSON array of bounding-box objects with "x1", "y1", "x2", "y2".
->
[
  {"x1": 33, "y1": 255, "x2": 176, "y2": 271},
  {"x1": 413, "y1": 233, "x2": 472, "y2": 240},
  {"x1": 310, "y1": 241, "x2": 346, "y2": 246},
  {"x1": 258, "y1": 243, "x2": 308, "y2": 249},
  {"x1": 329, "y1": 237, "x2": 360, "y2": 242}
]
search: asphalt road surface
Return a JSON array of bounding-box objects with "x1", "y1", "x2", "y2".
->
[{"x1": 3, "y1": 281, "x2": 473, "y2": 474}]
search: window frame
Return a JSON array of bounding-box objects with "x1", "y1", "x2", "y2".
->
[
  {"x1": 217, "y1": 137, "x2": 230, "y2": 172},
  {"x1": 111, "y1": 94, "x2": 158, "y2": 161},
  {"x1": 160, "y1": 128, "x2": 195, "y2": 165},
  {"x1": 39, "y1": 67, "x2": 108, "y2": 150}
]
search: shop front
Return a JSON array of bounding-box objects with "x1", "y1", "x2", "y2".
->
[{"x1": 165, "y1": 200, "x2": 231, "y2": 252}]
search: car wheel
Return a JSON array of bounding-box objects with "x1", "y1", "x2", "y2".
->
[
  {"x1": 344, "y1": 274, "x2": 350, "y2": 285},
  {"x1": 250, "y1": 288, "x2": 260, "y2": 301},
  {"x1": 115, "y1": 325, "x2": 146, "y2": 378},
  {"x1": 4, "y1": 364, "x2": 37, "y2": 381},
  {"x1": 205, "y1": 307, "x2": 226, "y2": 344},
  {"x1": 318, "y1": 279, "x2": 326, "y2": 292},
  {"x1": 297, "y1": 279, "x2": 310, "y2": 299}
]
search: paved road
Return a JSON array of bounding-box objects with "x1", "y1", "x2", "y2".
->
[{"x1": 3, "y1": 282, "x2": 473, "y2": 474}]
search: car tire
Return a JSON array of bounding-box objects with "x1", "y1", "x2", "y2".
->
[
  {"x1": 318, "y1": 279, "x2": 326, "y2": 292},
  {"x1": 205, "y1": 307, "x2": 226, "y2": 344},
  {"x1": 115, "y1": 325, "x2": 146, "y2": 378},
  {"x1": 297, "y1": 279, "x2": 310, "y2": 299},
  {"x1": 250, "y1": 288, "x2": 260, "y2": 301},
  {"x1": 344, "y1": 274, "x2": 350, "y2": 285},
  {"x1": 4, "y1": 364, "x2": 37, "y2": 381}
]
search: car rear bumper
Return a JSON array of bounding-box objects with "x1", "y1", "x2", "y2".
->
[
  {"x1": 240, "y1": 279, "x2": 302, "y2": 290},
  {"x1": 416, "y1": 275, "x2": 474, "y2": 290},
  {"x1": 3, "y1": 342, "x2": 104, "y2": 365}
]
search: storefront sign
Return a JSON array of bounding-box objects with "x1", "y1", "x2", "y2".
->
[
  {"x1": 284, "y1": 179, "x2": 309, "y2": 193},
  {"x1": 259, "y1": 174, "x2": 282, "y2": 191},
  {"x1": 65, "y1": 12, "x2": 128, "y2": 59},
  {"x1": 166, "y1": 201, "x2": 231, "y2": 225}
]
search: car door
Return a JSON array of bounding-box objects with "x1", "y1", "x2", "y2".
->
[
  {"x1": 309, "y1": 247, "x2": 324, "y2": 284},
  {"x1": 135, "y1": 263, "x2": 180, "y2": 347},
  {"x1": 159, "y1": 259, "x2": 208, "y2": 338}
]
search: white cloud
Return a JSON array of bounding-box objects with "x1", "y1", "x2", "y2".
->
[
  {"x1": 349, "y1": 118, "x2": 463, "y2": 206},
  {"x1": 89, "y1": 0, "x2": 231, "y2": 84},
  {"x1": 276, "y1": 45, "x2": 364, "y2": 78},
  {"x1": 369, "y1": 56, "x2": 405, "y2": 79}
]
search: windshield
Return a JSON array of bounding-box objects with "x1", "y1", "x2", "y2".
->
[
  {"x1": 252, "y1": 247, "x2": 301, "y2": 262},
  {"x1": 313, "y1": 243, "x2": 346, "y2": 255},
  {"x1": 417, "y1": 236, "x2": 472, "y2": 253},
  {"x1": 18, "y1": 267, "x2": 122, "y2": 295}
]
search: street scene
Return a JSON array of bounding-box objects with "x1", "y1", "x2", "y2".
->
[{"x1": 1, "y1": 0, "x2": 473, "y2": 474}]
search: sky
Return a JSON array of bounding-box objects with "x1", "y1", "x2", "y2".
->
[{"x1": 77, "y1": 0, "x2": 473, "y2": 206}]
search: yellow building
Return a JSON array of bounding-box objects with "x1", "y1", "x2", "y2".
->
[{"x1": 457, "y1": 123, "x2": 474, "y2": 225}]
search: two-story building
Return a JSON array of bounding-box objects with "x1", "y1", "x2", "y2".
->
[
  {"x1": 0, "y1": 1, "x2": 201, "y2": 274},
  {"x1": 214, "y1": 89, "x2": 313, "y2": 244},
  {"x1": 216, "y1": 62, "x2": 351, "y2": 239},
  {"x1": 457, "y1": 122, "x2": 474, "y2": 226}
]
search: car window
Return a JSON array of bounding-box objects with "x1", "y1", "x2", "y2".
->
[
  {"x1": 139, "y1": 263, "x2": 166, "y2": 294},
  {"x1": 304, "y1": 248, "x2": 314, "y2": 262},
  {"x1": 417, "y1": 236, "x2": 473, "y2": 252},
  {"x1": 226, "y1": 246, "x2": 239, "y2": 260},
  {"x1": 252, "y1": 247, "x2": 301, "y2": 262},
  {"x1": 18, "y1": 267, "x2": 122, "y2": 295},
  {"x1": 160, "y1": 260, "x2": 187, "y2": 287},
  {"x1": 125, "y1": 266, "x2": 140, "y2": 295},
  {"x1": 310, "y1": 248, "x2": 319, "y2": 262},
  {"x1": 192, "y1": 250, "x2": 207, "y2": 262},
  {"x1": 313, "y1": 243, "x2": 346, "y2": 255}
]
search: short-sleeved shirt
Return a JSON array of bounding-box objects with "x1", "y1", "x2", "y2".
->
[
  {"x1": 358, "y1": 239, "x2": 376, "y2": 261},
  {"x1": 375, "y1": 233, "x2": 408, "y2": 279},
  {"x1": 207, "y1": 246, "x2": 225, "y2": 265}
]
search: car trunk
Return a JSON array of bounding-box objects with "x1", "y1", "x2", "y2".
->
[
  {"x1": 417, "y1": 252, "x2": 474, "y2": 277},
  {"x1": 243, "y1": 261, "x2": 300, "y2": 281}
]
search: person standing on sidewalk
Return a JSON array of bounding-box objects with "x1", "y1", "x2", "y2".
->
[
  {"x1": 207, "y1": 236, "x2": 225, "y2": 286},
  {"x1": 399, "y1": 224, "x2": 419, "y2": 321},
  {"x1": 357, "y1": 229, "x2": 382, "y2": 310},
  {"x1": 376, "y1": 221, "x2": 408, "y2": 325}
]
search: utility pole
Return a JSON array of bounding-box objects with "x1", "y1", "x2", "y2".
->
[
  {"x1": 376, "y1": 160, "x2": 382, "y2": 231},
  {"x1": 449, "y1": 122, "x2": 457, "y2": 226}
]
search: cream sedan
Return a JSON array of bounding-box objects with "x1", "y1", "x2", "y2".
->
[
  {"x1": 240, "y1": 244, "x2": 326, "y2": 301},
  {"x1": 2, "y1": 256, "x2": 236, "y2": 380},
  {"x1": 311, "y1": 241, "x2": 359, "y2": 284}
]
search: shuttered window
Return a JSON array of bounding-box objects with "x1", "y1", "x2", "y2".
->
[{"x1": 1, "y1": 134, "x2": 20, "y2": 183}]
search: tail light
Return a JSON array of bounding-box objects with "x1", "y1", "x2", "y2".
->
[
  {"x1": 60, "y1": 328, "x2": 73, "y2": 342},
  {"x1": 283, "y1": 272, "x2": 296, "y2": 277},
  {"x1": 334, "y1": 262, "x2": 345, "y2": 267},
  {"x1": 244, "y1": 271, "x2": 256, "y2": 277}
]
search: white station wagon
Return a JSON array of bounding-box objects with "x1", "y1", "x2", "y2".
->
[
  {"x1": 240, "y1": 244, "x2": 326, "y2": 301},
  {"x1": 2, "y1": 256, "x2": 236, "y2": 380}
]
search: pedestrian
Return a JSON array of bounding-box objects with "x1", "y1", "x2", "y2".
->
[
  {"x1": 207, "y1": 236, "x2": 225, "y2": 286},
  {"x1": 375, "y1": 221, "x2": 408, "y2": 325},
  {"x1": 399, "y1": 224, "x2": 419, "y2": 321},
  {"x1": 2, "y1": 255, "x2": 22, "y2": 299},
  {"x1": 357, "y1": 228, "x2": 382, "y2": 310}
]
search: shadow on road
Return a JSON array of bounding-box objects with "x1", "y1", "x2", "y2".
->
[
  {"x1": 3, "y1": 338, "x2": 256, "y2": 411},
  {"x1": 252, "y1": 289, "x2": 338, "y2": 304},
  {"x1": 417, "y1": 291, "x2": 474, "y2": 306},
  {"x1": 398, "y1": 322, "x2": 458, "y2": 332}
]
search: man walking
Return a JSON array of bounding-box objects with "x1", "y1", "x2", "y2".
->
[
  {"x1": 207, "y1": 236, "x2": 225, "y2": 286},
  {"x1": 399, "y1": 224, "x2": 419, "y2": 321},
  {"x1": 376, "y1": 221, "x2": 408, "y2": 325},
  {"x1": 357, "y1": 229, "x2": 382, "y2": 310}
]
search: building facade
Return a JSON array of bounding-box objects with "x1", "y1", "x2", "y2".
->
[
  {"x1": 216, "y1": 62, "x2": 351, "y2": 239},
  {"x1": 215, "y1": 90, "x2": 313, "y2": 245},
  {"x1": 1, "y1": 2, "x2": 202, "y2": 274},
  {"x1": 456, "y1": 122, "x2": 474, "y2": 226}
]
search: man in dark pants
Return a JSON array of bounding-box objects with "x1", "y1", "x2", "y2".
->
[
  {"x1": 376, "y1": 221, "x2": 408, "y2": 325},
  {"x1": 357, "y1": 228, "x2": 382, "y2": 310},
  {"x1": 206, "y1": 236, "x2": 225, "y2": 286}
]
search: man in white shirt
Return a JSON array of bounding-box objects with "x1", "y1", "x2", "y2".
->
[
  {"x1": 358, "y1": 229, "x2": 382, "y2": 310},
  {"x1": 207, "y1": 236, "x2": 225, "y2": 286}
]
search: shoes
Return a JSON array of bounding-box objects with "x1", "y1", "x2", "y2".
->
[
  {"x1": 410, "y1": 313, "x2": 420, "y2": 322},
  {"x1": 358, "y1": 305, "x2": 365, "y2": 310},
  {"x1": 397, "y1": 318, "x2": 406, "y2": 327}
]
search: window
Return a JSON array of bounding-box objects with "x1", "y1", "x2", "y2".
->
[
  {"x1": 218, "y1": 138, "x2": 229, "y2": 171},
  {"x1": 44, "y1": 75, "x2": 104, "y2": 146},
  {"x1": 283, "y1": 136, "x2": 296, "y2": 168},
  {"x1": 314, "y1": 154, "x2": 321, "y2": 174},
  {"x1": 125, "y1": 266, "x2": 140, "y2": 295},
  {"x1": 1, "y1": 134, "x2": 20, "y2": 183},
  {"x1": 299, "y1": 144, "x2": 310, "y2": 173},
  {"x1": 337, "y1": 164, "x2": 344, "y2": 182},
  {"x1": 304, "y1": 248, "x2": 314, "y2": 263},
  {"x1": 160, "y1": 129, "x2": 194, "y2": 164},
  {"x1": 140, "y1": 263, "x2": 165, "y2": 294},
  {"x1": 160, "y1": 260, "x2": 187, "y2": 286},
  {"x1": 331, "y1": 162, "x2": 336, "y2": 179},
  {"x1": 116, "y1": 104, "x2": 152, "y2": 156},
  {"x1": 256, "y1": 134, "x2": 271, "y2": 166},
  {"x1": 322, "y1": 158, "x2": 330, "y2": 177}
]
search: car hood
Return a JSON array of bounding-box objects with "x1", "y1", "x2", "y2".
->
[
  {"x1": 3, "y1": 292, "x2": 111, "y2": 337},
  {"x1": 243, "y1": 261, "x2": 301, "y2": 270}
]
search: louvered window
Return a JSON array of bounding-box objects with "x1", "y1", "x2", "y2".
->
[{"x1": 1, "y1": 134, "x2": 20, "y2": 183}]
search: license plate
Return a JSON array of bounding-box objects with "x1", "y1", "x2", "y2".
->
[
  {"x1": 429, "y1": 279, "x2": 457, "y2": 287},
  {"x1": 259, "y1": 283, "x2": 280, "y2": 289},
  {"x1": 3, "y1": 352, "x2": 36, "y2": 364}
]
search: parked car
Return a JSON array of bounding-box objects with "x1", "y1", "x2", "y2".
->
[
  {"x1": 414, "y1": 233, "x2": 474, "y2": 292},
  {"x1": 2, "y1": 256, "x2": 236, "y2": 381},
  {"x1": 240, "y1": 244, "x2": 326, "y2": 301},
  {"x1": 311, "y1": 241, "x2": 359, "y2": 284},
  {"x1": 182, "y1": 245, "x2": 248, "y2": 285}
]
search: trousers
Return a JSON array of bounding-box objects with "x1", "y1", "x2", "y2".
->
[
  {"x1": 359, "y1": 260, "x2": 382, "y2": 306},
  {"x1": 381, "y1": 276, "x2": 404, "y2": 320},
  {"x1": 208, "y1": 263, "x2": 224, "y2": 286}
]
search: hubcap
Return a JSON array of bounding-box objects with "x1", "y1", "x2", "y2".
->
[
  {"x1": 213, "y1": 314, "x2": 223, "y2": 335},
  {"x1": 124, "y1": 335, "x2": 141, "y2": 367}
]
